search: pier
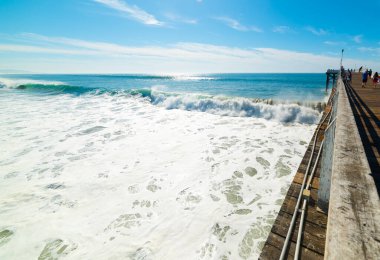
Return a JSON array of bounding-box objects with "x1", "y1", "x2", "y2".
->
[
  {"x1": 346, "y1": 72, "x2": 380, "y2": 184},
  {"x1": 325, "y1": 69, "x2": 339, "y2": 92},
  {"x1": 260, "y1": 70, "x2": 380, "y2": 259}
]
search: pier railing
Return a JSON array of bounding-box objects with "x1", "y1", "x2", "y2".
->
[
  {"x1": 318, "y1": 75, "x2": 380, "y2": 259},
  {"x1": 317, "y1": 80, "x2": 338, "y2": 212}
]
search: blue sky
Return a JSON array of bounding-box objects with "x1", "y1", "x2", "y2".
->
[{"x1": 0, "y1": 0, "x2": 379, "y2": 73}]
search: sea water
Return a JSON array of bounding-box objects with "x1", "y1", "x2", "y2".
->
[{"x1": 0, "y1": 74, "x2": 327, "y2": 259}]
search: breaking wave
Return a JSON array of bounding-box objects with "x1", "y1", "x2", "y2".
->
[
  {"x1": 0, "y1": 78, "x2": 322, "y2": 124},
  {"x1": 150, "y1": 93, "x2": 321, "y2": 124}
]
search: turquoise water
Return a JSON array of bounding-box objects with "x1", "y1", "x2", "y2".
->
[
  {"x1": 0, "y1": 73, "x2": 327, "y2": 124},
  {"x1": 0, "y1": 73, "x2": 320, "y2": 258},
  {"x1": 0, "y1": 73, "x2": 327, "y2": 101}
]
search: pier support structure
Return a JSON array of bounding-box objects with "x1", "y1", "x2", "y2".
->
[{"x1": 325, "y1": 69, "x2": 339, "y2": 92}]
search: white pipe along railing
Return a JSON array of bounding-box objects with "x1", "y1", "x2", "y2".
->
[{"x1": 279, "y1": 88, "x2": 335, "y2": 259}]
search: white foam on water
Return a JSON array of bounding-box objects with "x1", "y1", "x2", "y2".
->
[
  {"x1": 150, "y1": 91, "x2": 321, "y2": 124},
  {"x1": 0, "y1": 77, "x2": 65, "y2": 88},
  {"x1": 171, "y1": 75, "x2": 216, "y2": 81},
  {"x1": 0, "y1": 90, "x2": 315, "y2": 259}
]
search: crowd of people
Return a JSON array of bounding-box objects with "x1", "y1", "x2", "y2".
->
[
  {"x1": 344, "y1": 66, "x2": 379, "y2": 88},
  {"x1": 358, "y1": 66, "x2": 379, "y2": 88}
]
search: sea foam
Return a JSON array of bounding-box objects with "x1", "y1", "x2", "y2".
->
[
  {"x1": 150, "y1": 91, "x2": 321, "y2": 124},
  {"x1": 0, "y1": 88, "x2": 315, "y2": 259},
  {"x1": 0, "y1": 77, "x2": 64, "y2": 88},
  {"x1": 0, "y1": 77, "x2": 321, "y2": 124}
]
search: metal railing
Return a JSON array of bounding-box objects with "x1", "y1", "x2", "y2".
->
[{"x1": 279, "y1": 84, "x2": 336, "y2": 259}]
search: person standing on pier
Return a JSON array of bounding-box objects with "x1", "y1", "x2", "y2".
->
[
  {"x1": 369, "y1": 69, "x2": 372, "y2": 79},
  {"x1": 373, "y1": 72, "x2": 379, "y2": 87},
  {"x1": 362, "y1": 70, "x2": 368, "y2": 88}
]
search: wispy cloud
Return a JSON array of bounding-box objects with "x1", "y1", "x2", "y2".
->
[
  {"x1": 272, "y1": 26, "x2": 292, "y2": 34},
  {"x1": 164, "y1": 13, "x2": 198, "y2": 25},
  {"x1": 0, "y1": 44, "x2": 98, "y2": 55},
  {"x1": 215, "y1": 17, "x2": 262, "y2": 32},
  {"x1": 358, "y1": 47, "x2": 374, "y2": 51},
  {"x1": 358, "y1": 47, "x2": 380, "y2": 55},
  {"x1": 1, "y1": 33, "x2": 256, "y2": 59},
  {"x1": 93, "y1": 0, "x2": 163, "y2": 26},
  {"x1": 352, "y1": 35, "x2": 362, "y2": 43},
  {"x1": 324, "y1": 51, "x2": 340, "y2": 56},
  {"x1": 324, "y1": 41, "x2": 346, "y2": 46},
  {"x1": 1, "y1": 33, "x2": 379, "y2": 73},
  {"x1": 306, "y1": 26, "x2": 328, "y2": 36}
]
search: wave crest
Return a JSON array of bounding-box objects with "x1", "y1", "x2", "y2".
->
[
  {"x1": 0, "y1": 78, "x2": 64, "y2": 88},
  {"x1": 0, "y1": 78, "x2": 321, "y2": 124},
  {"x1": 150, "y1": 92, "x2": 320, "y2": 124}
]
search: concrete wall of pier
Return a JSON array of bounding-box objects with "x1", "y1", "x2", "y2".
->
[{"x1": 320, "y1": 77, "x2": 380, "y2": 259}]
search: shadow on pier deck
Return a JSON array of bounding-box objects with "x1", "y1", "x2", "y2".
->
[{"x1": 345, "y1": 73, "x2": 380, "y2": 194}]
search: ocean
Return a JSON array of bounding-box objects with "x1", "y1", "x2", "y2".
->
[{"x1": 0, "y1": 74, "x2": 327, "y2": 259}]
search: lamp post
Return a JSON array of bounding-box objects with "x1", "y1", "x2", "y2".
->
[{"x1": 340, "y1": 49, "x2": 344, "y2": 68}]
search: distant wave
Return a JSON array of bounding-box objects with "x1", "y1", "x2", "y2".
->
[
  {"x1": 150, "y1": 92, "x2": 321, "y2": 124},
  {"x1": 172, "y1": 75, "x2": 216, "y2": 81},
  {"x1": 0, "y1": 78, "x2": 322, "y2": 124},
  {"x1": 57, "y1": 74, "x2": 218, "y2": 81},
  {"x1": 0, "y1": 78, "x2": 64, "y2": 89}
]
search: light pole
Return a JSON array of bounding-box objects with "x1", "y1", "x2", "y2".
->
[{"x1": 340, "y1": 49, "x2": 344, "y2": 68}]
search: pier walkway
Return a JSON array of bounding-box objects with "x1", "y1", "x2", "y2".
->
[
  {"x1": 260, "y1": 71, "x2": 380, "y2": 259},
  {"x1": 346, "y1": 73, "x2": 380, "y2": 189},
  {"x1": 259, "y1": 94, "x2": 332, "y2": 259}
]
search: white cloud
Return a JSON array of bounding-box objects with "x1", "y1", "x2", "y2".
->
[
  {"x1": 164, "y1": 13, "x2": 198, "y2": 25},
  {"x1": 358, "y1": 47, "x2": 380, "y2": 55},
  {"x1": 324, "y1": 41, "x2": 346, "y2": 46},
  {"x1": 352, "y1": 35, "x2": 362, "y2": 43},
  {"x1": 1, "y1": 33, "x2": 379, "y2": 73},
  {"x1": 306, "y1": 26, "x2": 328, "y2": 36},
  {"x1": 93, "y1": 0, "x2": 163, "y2": 26},
  {"x1": 272, "y1": 26, "x2": 292, "y2": 33},
  {"x1": 215, "y1": 17, "x2": 262, "y2": 32},
  {"x1": 324, "y1": 51, "x2": 340, "y2": 56},
  {"x1": 183, "y1": 19, "x2": 198, "y2": 25},
  {"x1": 0, "y1": 44, "x2": 98, "y2": 55},
  {"x1": 358, "y1": 47, "x2": 374, "y2": 51}
]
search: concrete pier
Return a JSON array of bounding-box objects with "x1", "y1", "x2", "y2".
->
[
  {"x1": 325, "y1": 73, "x2": 380, "y2": 259},
  {"x1": 260, "y1": 71, "x2": 380, "y2": 259}
]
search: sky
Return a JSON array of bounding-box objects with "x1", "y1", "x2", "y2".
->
[{"x1": 0, "y1": 0, "x2": 379, "y2": 74}]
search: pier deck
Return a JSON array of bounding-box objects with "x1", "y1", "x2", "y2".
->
[
  {"x1": 259, "y1": 98, "x2": 332, "y2": 259},
  {"x1": 346, "y1": 73, "x2": 380, "y2": 187},
  {"x1": 324, "y1": 73, "x2": 380, "y2": 259},
  {"x1": 260, "y1": 71, "x2": 380, "y2": 259}
]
